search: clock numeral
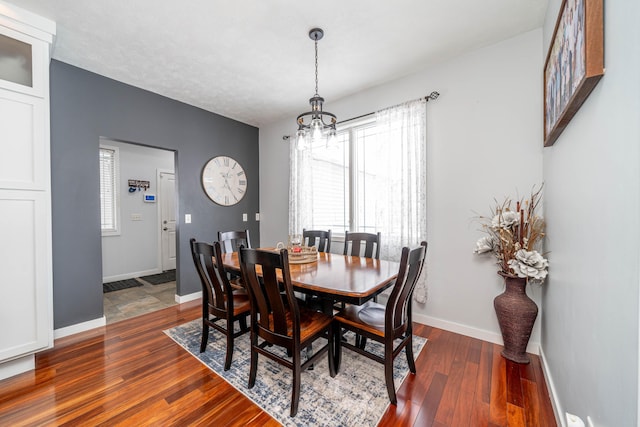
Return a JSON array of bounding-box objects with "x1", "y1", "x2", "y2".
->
[
  {"x1": 237, "y1": 171, "x2": 245, "y2": 176},
  {"x1": 231, "y1": 162, "x2": 237, "y2": 169},
  {"x1": 214, "y1": 158, "x2": 221, "y2": 166},
  {"x1": 224, "y1": 157, "x2": 229, "y2": 166},
  {"x1": 225, "y1": 196, "x2": 229, "y2": 205},
  {"x1": 239, "y1": 180, "x2": 246, "y2": 186},
  {"x1": 237, "y1": 188, "x2": 245, "y2": 194}
]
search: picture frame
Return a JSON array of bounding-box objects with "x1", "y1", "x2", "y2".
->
[{"x1": 543, "y1": 0, "x2": 604, "y2": 147}]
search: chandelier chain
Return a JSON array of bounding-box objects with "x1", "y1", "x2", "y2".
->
[{"x1": 314, "y1": 39, "x2": 319, "y2": 96}]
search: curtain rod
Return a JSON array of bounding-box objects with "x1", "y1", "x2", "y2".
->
[
  {"x1": 337, "y1": 91, "x2": 440, "y2": 125},
  {"x1": 283, "y1": 91, "x2": 439, "y2": 140}
]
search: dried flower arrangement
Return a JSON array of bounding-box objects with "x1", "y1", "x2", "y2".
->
[{"x1": 474, "y1": 186, "x2": 548, "y2": 281}]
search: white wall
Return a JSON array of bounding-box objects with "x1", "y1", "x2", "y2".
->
[
  {"x1": 260, "y1": 29, "x2": 544, "y2": 348},
  {"x1": 541, "y1": 0, "x2": 640, "y2": 425},
  {"x1": 101, "y1": 140, "x2": 174, "y2": 281}
]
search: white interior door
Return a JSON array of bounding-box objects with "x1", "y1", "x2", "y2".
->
[{"x1": 159, "y1": 171, "x2": 176, "y2": 271}]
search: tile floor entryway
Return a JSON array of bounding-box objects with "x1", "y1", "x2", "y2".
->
[{"x1": 103, "y1": 278, "x2": 177, "y2": 324}]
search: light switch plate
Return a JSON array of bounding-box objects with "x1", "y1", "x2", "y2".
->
[
  {"x1": 242, "y1": 213, "x2": 248, "y2": 222},
  {"x1": 255, "y1": 213, "x2": 260, "y2": 221},
  {"x1": 185, "y1": 214, "x2": 191, "y2": 224}
]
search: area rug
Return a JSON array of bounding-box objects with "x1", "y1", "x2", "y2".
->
[
  {"x1": 138, "y1": 269, "x2": 175, "y2": 285},
  {"x1": 164, "y1": 319, "x2": 427, "y2": 427},
  {"x1": 102, "y1": 278, "x2": 143, "y2": 293}
]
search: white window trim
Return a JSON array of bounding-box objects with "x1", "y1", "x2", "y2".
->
[{"x1": 100, "y1": 144, "x2": 121, "y2": 237}]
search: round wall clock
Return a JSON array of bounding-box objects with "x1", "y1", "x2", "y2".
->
[{"x1": 202, "y1": 155, "x2": 247, "y2": 206}]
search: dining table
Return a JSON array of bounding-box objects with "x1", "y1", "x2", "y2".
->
[
  {"x1": 220, "y1": 249, "x2": 401, "y2": 313},
  {"x1": 222, "y1": 248, "x2": 401, "y2": 368}
]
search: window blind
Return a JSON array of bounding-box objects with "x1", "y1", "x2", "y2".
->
[{"x1": 99, "y1": 146, "x2": 118, "y2": 233}]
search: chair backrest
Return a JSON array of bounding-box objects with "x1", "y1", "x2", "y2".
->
[
  {"x1": 386, "y1": 241, "x2": 428, "y2": 336},
  {"x1": 239, "y1": 247, "x2": 300, "y2": 350},
  {"x1": 343, "y1": 231, "x2": 381, "y2": 259},
  {"x1": 302, "y1": 229, "x2": 332, "y2": 253},
  {"x1": 218, "y1": 229, "x2": 251, "y2": 253},
  {"x1": 190, "y1": 238, "x2": 234, "y2": 315}
]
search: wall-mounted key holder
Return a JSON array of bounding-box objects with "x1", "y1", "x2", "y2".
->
[{"x1": 128, "y1": 179, "x2": 150, "y2": 192}]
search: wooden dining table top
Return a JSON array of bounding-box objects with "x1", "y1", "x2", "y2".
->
[{"x1": 221, "y1": 249, "x2": 401, "y2": 305}]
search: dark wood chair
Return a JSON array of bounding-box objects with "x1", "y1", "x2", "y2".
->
[
  {"x1": 218, "y1": 229, "x2": 251, "y2": 288},
  {"x1": 343, "y1": 231, "x2": 381, "y2": 259},
  {"x1": 334, "y1": 241, "x2": 427, "y2": 404},
  {"x1": 190, "y1": 238, "x2": 250, "y2": 370},
  {"x1": 239, "y1": 246, "x2": 336, "y2": 417},
  {"x1": 302, "y1": 229, "x2": 332, "y2": 252},
  {"x1": 341, "y1": 231, "x2": 382, "y2": 309},
  {"x1": 218, "y1": 229, "x2": 251, "y2": 253}
]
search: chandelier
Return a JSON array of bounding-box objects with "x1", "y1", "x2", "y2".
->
[{"x1": 296, "y1": 28, "x2": 337, "y2": 150}]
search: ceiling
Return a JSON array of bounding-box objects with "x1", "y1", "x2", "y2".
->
[{"x1": 11, "y1": 0, "x2": 547, "y2": 127}]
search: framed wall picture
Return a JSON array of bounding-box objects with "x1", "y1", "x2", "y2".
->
[{"x1": 543, "y1": 0, "x2": 604, "y2": 147}]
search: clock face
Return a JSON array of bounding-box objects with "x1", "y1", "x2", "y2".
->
[{"x1": 202, "y1": 156, "x2": 247, "y2": 206}]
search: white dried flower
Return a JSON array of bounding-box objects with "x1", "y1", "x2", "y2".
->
[
  {"x1": 491, "y1": 210, "x2": 519, "y2": 229},
  {"x1": 474, "y1": 236, "x2": 496, "y2": 254},
  {"x1": 508, "y1": 249, "x2": 548, "y2": 281}
]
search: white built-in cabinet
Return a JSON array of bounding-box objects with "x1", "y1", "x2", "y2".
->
[{"x1": 0, "y1": 2, "x2": 55, "y2": 380}]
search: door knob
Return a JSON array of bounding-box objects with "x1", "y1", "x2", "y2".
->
[{"x1": 163, "y1": 227, "x2": 168, "y2": 231}]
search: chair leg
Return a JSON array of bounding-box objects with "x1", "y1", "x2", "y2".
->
[
  {"x1": 239, "y1": 314, "x2": 248, "y2": 332},
  {"x1": 405, "y1": 334, "x2": 416, "y2": 373},
  {"x1": 334, "y1": 323, "x2": 342, "y2": 373},
  {"x1": 248, "y1": 332, "x2": 258, "y2": 388},
  {"x1": 224, "y1": 328, "x2": 233, "y2": 371},
  {"x1": 328, "y1": 324, "x2": 336, "y2": 377},
  {"x1": 356, "y1": 335, "x2": 368, "y2": 350},
  {"x1": 200, "y1": 321, "x2": 209, "y2": 353},
  {"x1": 290, "y1": 354, "x2": 301, "y2": 417},
  {"x1": 384, "y1": 350, "x2": 397, "y2": 405}
]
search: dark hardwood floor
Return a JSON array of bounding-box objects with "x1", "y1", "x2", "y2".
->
[{"x1": 0, "y1": 301, "x2": 557, "y2": 426}]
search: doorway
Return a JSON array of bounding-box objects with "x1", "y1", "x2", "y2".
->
[{"x1": 100, "y1": 138, "x2": 178, "y2": 324}]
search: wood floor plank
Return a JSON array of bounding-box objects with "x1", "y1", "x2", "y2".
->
[
  {"x1": 0, "y1": 300, "x2": 556, "y2": 427},
  {"x1": 489, "y1": 344, "x2": 507, "y2": 425},
  {"x1": 434, "y1": 335, "x2": 472, "y2": 425},
  {"x1": 506, "y1": 359, "x2": 524, "y2": 407}
]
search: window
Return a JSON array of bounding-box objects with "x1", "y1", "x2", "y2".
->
[
  {"x1": 290, "y1": 98, "x2": 428, "y2": 262},
  {"x1": 99, "y1": 145, "x2": 120, "y2": 236},
  {"x1": 305, "y1": 118, "x2": 376, "y2": 234}
]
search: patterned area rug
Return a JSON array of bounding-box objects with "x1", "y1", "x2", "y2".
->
[
  {"x1": 102, "y1": 278, "x2": 143, "y2": 293},
  {"x1": 138, "y1": 269, "x2": 175, "y2": 285},
  {"x1": 164, "y1": 319, "x2": 427, "y2": 426}
]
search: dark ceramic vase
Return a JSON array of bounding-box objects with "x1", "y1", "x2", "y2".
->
[{"x1": 494, "y1": 272, "x2": 538, "y2": 364}]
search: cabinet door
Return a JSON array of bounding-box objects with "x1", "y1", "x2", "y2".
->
[
  {"x1": 0, "y1": 190, "x2": 52, "y2": 361},
  {"x1": 0, "y1": 25, "x2": 46, "y2": 98},
  {"x1": 0, "y1": 90, "x2": 46, "y2": 191}
]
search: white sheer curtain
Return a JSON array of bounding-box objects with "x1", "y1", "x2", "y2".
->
[
  {"x1": 288, "y1": 141, "x2": 312, "y2": 235},
  {"x1": 374, "y1": 99, "x2": 428, "y2": 303},
  {"x1": 288, "y1": 98, "x2": 429, "y2": 303}
]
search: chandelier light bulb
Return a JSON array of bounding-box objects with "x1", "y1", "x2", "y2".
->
[
  {"x1": 296, "y1": 129, "x2": 308, "y2": 151},
  {"x1": 326, "y1": 129, "x2": 338, "y2": 149}
]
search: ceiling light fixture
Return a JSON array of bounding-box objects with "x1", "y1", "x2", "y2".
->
[{"x1": 296, "y1": 28, "x2": 337, "y2": 150}]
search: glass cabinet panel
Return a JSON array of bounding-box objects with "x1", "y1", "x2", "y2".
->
[{"x1": 0, "y1": 33, "x2": 33, "y2": 87}]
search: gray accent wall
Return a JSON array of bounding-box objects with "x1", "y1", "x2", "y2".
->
[{"x1": 50, "y1": 60, "x2": 259, "y2": 329}]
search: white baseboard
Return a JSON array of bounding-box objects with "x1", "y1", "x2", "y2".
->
[
  {"x1": 102, "y1": 268, "x2": 162, "y2": 283},
  {"x1": 0, "y1": 354, "x2": 35, "y2": 381},
  {"x1": 539, "y1": 345, "x2": 564, "y2": 427},
  {"x1": 175, "y1": 291, "x2": 201, "y2": 304},
  {"x1": 54, "y1": 316, "x2": 107, "y2": 339},
  {"x1": 413, "y1": 313, "x2": 540, "y2": 355}
]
